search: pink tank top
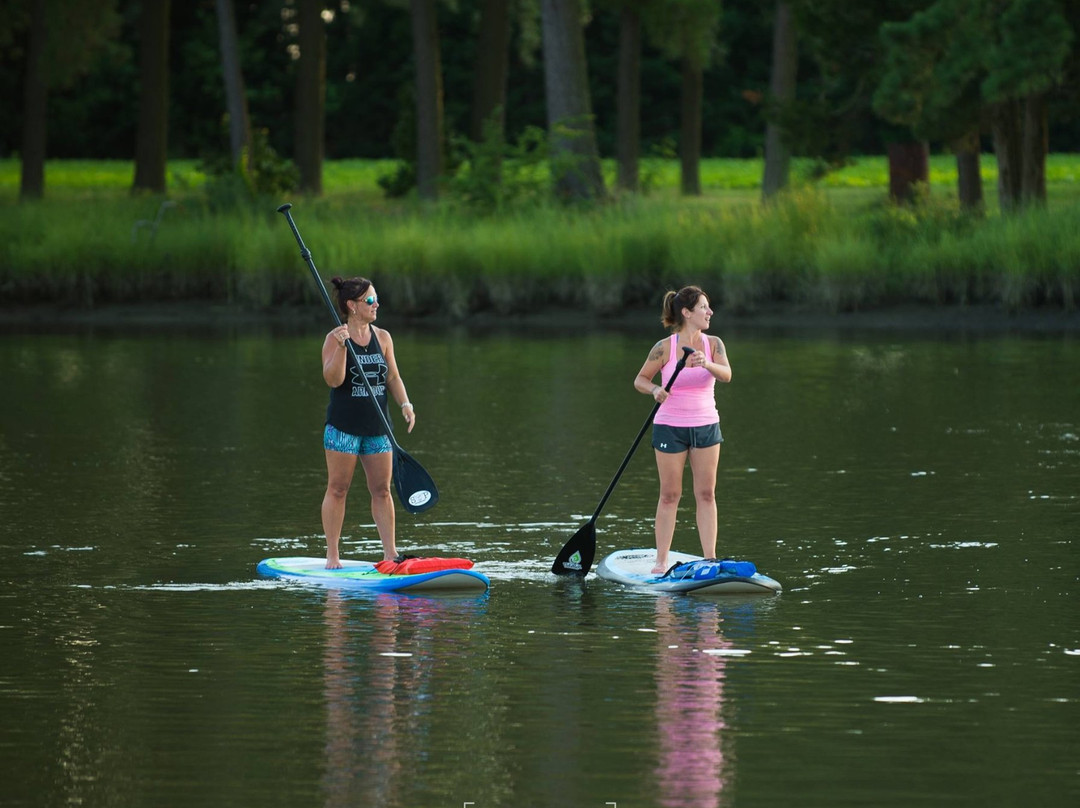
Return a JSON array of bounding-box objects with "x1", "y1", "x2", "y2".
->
[{"x1": 654, "y1": 334, "x2": 720, "y2": 427}]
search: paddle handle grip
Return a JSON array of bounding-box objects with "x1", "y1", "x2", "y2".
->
[
  {"x1": 277, "y1": 203, "x2": 400, "y2": 448},
  {"x1": 590, "y1": 347, "x2": 694, "y2": 519}
]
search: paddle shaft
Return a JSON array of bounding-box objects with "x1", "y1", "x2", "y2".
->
[
  {"x1": 276, "y1": 203, "x2": 401, "y2": 450},
  {"x1": 549, "y1": 348, "x2": 693, "y2": 575},
  {"x1": 587, "y1": 346, "x2": 693, "y2": 522}
]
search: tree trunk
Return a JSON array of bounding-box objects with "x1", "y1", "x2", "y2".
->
[
  {"x1": 762, "y1": 1, "x2": 797, "y2": 200},
  {"x1": 615, "y1": 7, "x2": 641, "y2": 194},
  {"x1": 295, "y1": 0, "x2": 326, "y2": 194},
  {"x1": 541, "y1": 0, "x2": 605, "y2": 201},
  {"x1": 214, "y1": 0, "x2": 252, "y2": 170},
  {"x1": 887, "y1": 140, "x2": 929, "y2": 204},
  {"x1": 991, "y1": 99, "x2": 1023, "y2": 213},
  {"x1": 470, "y1": 0, "x2": 510, "y2": 143},
  {"x1": 411, "y1": 0, "x2": 444, "y2": 201},
  {"x1": 1021, "y1": 91, "x2": 1047, "y2": 206},
  {"x1": 133, "y1": 0, "x2": 170, "y2": 194},
  {"x1": 952, "y1": 130, "x2": 983, "y2": 212},
  {"x1": 679, "y1": 55, "x2": 702, "y2": 197},
  {"x1": 20, "y1": 0, "x2": 48, "y2": 200}
]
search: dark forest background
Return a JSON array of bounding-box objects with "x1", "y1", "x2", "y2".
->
[{"x1": 2, "y1": 0, "x2": 1077, "y2": 163}]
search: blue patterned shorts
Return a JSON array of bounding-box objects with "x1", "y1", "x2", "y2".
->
[{"x1": 323, "y1": 424, "x2": 392, "y2": 456}]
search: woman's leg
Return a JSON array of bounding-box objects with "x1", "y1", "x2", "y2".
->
[
  {"x1": 359, "y1": 451, "x2": 397, "y2": 561},
  {"x1": 653, "y1": 449, "x2": 688, "y2": 573},
  {"x1": 322, "y1": 450, "x2": 359, "y2": 569},
  {"x1": 689, "y1": 444, "x2": 721, "y2": 559}
]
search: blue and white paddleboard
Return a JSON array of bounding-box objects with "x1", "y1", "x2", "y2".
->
[
  {"x1": 596, "y1": 549, "x2": 782, "y2": 595},
  {"x1": 257, "y1": 557, "x2": 490, "y2": 593}
]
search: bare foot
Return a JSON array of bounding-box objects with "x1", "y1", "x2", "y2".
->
[
  {"x1": 325, "y1": 556, "x2": 342, "y2": 570},
  {"x1": 651, "y1": 562, "x2": 667, "y2": 575}
]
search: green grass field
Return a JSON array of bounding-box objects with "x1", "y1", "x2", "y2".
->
[
  {"x1": 4, "y1": 153, "x2": 1080, "y2": 193},
  {"x1": 1, "y1": 155, "x2": 1078, "y2": 315}
]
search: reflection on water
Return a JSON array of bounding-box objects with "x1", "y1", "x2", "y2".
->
[
  {"x1": 321, "y1": 590, "x2": 489, "y2": 808},
  {"x1": 653, "y1": 597, "x2": 730, "y2": 808},
  {"x1": 647, "y1": 596, "x2": 774, "y2": 808}
]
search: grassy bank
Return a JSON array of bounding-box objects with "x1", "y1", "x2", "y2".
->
[{"x1": 1, "y1": 156, "x2": 1078, "y2": 315}]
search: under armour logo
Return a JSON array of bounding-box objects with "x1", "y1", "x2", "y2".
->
[{"x1": 660, "y1": 443, "x2": 668, "y2": 448}]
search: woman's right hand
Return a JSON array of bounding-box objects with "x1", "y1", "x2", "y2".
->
[{"x1": 323, "y1": 327, "x2": 351, "y2": 386}]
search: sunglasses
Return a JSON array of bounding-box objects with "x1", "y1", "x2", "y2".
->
[{"x1": 358, "y1": 294, "x2": 377, "y2": 305}]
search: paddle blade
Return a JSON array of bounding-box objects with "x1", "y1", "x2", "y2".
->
[
  {"x1": 393, "y1": 450, "x2": 439, "y2": 514},
  {"x1": 551, "y1": 521, "x2": 596, "y2": 576}
]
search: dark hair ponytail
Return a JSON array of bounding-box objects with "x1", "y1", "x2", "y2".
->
[
  {"x1": 661, "y1": 285, "x2": 705, "y2": 330},
  {"x1": 330, "y1": 276, "x2": 373, "y2": 316}
]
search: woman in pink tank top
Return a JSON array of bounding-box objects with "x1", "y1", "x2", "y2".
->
[{"x1": 633, "y1": 286, "x2": 732, "y2": 574}]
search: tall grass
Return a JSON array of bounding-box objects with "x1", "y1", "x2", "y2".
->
[{"x1": 1, "y1": 157, "x2": 1078, "y2": 314}]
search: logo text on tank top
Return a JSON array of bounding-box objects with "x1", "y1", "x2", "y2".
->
[{"x1": 350, "y1": 353, "x2": 387, "y2": 398}]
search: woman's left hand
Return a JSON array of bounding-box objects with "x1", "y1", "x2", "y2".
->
[
  {"x1": 401, "y1": 403, "x2": 416, "y2": 433},
  {"x1": 692, "y1": 350, "x2": 708, "y2": 369}
]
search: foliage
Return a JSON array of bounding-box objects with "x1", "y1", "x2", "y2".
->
[
  {"x1": 873, "y1": 1, "x2": 985, "y2": 140},
  {"x1": 1, "y1": 0, "x2": 1079, "y2": 173},
  {"x1": 547, "y1": 116, "x2": 608, "y2": 203},
  {"x1": 2, "y1": 155, "x2": 1078, "y2": 313},
  {"x1": 199, "y1": 125, "x2": 299, "y2": 208},
  {"x1": 860, "y1": 182, "x2": 981, "y2": 244},
  {"x1": 982, "y1": 0, "x2": 1074, "y2": 101},
  {"x1": 377, "y1": 84, "x2": 418, "y2": 199},
  {"x1": 874, "y1": 0, "x2": 1075, "y2": 144},
  {"x1": 791, "y1": 0, "x2": 937, "y2": 160},
  {"x1": 644, "y1": 0, "x2": 724, "y2": 68},
  {"x1": 6, "y1": 0, "x2": 123, "y2": 87},
  {"x1": 448, "y1": 115, "x2": 549, "y2": 213},
  {"x1": 0, "y1": 0, "x2": 124, "y2": 159},
  {"x1": 8, "y1": 152, "x2": 1080, "y2": 196},
  {"x1": 0, "y1": 0, "x2": 777, "y2": 162}
]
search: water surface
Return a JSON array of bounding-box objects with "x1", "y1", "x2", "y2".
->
[{"x1": 1, "y1": 319, "x2": 1077, "y2": 806}]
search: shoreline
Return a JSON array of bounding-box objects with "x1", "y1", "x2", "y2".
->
[{"x1": 2, "y1": 301, "x2": 1079, "y2": 335}]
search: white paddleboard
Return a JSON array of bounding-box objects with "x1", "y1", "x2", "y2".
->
[{"x1": 596, "y1": 549, "x2": 782, "y2": 595}]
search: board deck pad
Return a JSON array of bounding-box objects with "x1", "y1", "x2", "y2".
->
[
  {"x1": 596, "y1": 549, "x2": 782, "y2": 595},
  {"x1": 257, "y1": 556, "x2": 489, "y2": 593}
]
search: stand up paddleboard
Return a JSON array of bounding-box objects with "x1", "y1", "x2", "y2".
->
[
  {"x1": 257, "y1": 557, "x2": 490, "y2": 593},
  {"x1": 596, "y1": 549, "x2": 781, "y2": 595}
]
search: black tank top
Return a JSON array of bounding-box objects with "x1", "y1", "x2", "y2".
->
[{"x1": 325, "y1": 329, "x2": 389, "y2": 437}]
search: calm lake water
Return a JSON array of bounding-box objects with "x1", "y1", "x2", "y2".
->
[{"x1": 1, "y1": 315, "x2": 1077, "y2": 807}]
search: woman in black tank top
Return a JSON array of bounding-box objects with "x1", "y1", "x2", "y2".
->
[{"x1": 319, "y1": 277, "x2": 418, "y2": 569}]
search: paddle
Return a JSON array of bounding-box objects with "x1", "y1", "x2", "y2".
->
[
  {"x1": 277, "y1": 202, "x2": 439, "y2": 514},
  {"x1": 551, "y1": 345, "x2": 694, "y2": 576}
]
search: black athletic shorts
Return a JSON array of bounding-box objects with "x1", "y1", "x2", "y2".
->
[{"x1": 651, "y1": 422, "x2": 723, "y2": 453}]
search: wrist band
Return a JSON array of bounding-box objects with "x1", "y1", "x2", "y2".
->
[{"x1": 401, "y1": 402, "x2": 414, "y2": 410}]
